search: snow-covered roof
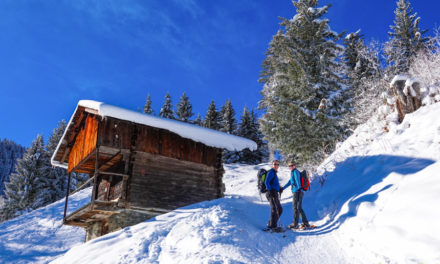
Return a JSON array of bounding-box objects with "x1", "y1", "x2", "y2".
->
[{"x1": 51, "y1": 100, "x2": 257, "y2": 168}]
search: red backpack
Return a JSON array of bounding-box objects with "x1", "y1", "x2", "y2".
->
[{"x1": 300, "y1": 170, "x2": 310, "y2": 191}]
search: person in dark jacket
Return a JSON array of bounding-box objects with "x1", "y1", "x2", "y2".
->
[
  {"x1": 264, "y1": 160, "x2": 283, "y2": 229},
  {"x1": 282, "y1": 161, "x2": 311, "y2": 230}
]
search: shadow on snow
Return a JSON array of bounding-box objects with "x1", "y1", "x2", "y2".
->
[{"x1": 278, "y1": 155, "x2": 434, "y2": 236}]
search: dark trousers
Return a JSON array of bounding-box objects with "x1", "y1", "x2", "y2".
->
[
  {"x1": 266, "y1": 190, "x2": 283, "y2": 228},
  {"x1": 293, "y1": 191, "x2": 309, "y2": 226}
]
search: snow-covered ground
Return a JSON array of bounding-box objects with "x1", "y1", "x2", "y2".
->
[{"x1": 1, "y1": 102, "x2": 440, "y2": 264}]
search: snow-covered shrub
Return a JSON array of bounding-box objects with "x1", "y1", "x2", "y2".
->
[{"x1": 409, "y1": 29, "x2": 440, "y2": 104}]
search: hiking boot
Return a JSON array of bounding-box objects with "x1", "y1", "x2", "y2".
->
[{"x1": 288, "y1": 223, "x2": 299, "y2": 229}]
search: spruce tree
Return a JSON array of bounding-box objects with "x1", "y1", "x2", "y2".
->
[
  {"x1": 259, "y1": 0, "x2": 349, "y2": 166},
  {"x1": 220, "y1": 99, "x2": 237, "y2": 134},
  {"x1": 1, "y1": 135, "x2": 48, "y2": 220},
  {"x1": 0, "y1": 139, "x2": 26, "y2": 195},
  {"x1": 204, "y1": 101, "x2": 221, "y2": 130},
  {"x1": 235, "y1": 107, "x2": 268, "y2": 164},
  {"x1": 194, "y1": 113, "x2": 203, "y2": 126},
  {"x1": 385, "y1": 0, "x2": 428, "y2": 77},
  {"x1": 37, "y1": 120, "x2": 87, "y2": 209},
  {"x1": 176, "y1": 92, "x2": 194, "y2": 122},
  {"x1": 159, "y1": 93, "x2": 175, "y2": 119},
  {"x1": 343, "y1": 31, "x2": 385, "y2": 127},
  {"x1": 143, "y1": 94, "x2": 154, "y2": 115},
  {"x1": 220, "y1": 100, "x2": 238, "y2": 162}
]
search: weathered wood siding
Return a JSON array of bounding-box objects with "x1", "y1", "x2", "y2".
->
[
  {"x1": 97, "y1": 118, "x2": 218, "y2": 167},
  {"x1": 68, "y1": 116, "x2": 98, "y2": 172},
  {"x1": 128, "y1": 151, "x2": 224, "y2": 210}
]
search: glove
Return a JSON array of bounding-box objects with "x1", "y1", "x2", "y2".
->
[{"x1": 279, "y1": 188, "x2": 283, "y2": 195}]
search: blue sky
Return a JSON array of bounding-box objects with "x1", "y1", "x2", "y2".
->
[{"x1": 1, "y1": 0, "x2": 440, "y2": 147}]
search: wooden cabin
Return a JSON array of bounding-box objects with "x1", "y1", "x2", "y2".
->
[{"x1": 51, "y1": 100, "x2": 256, "y2": 241}]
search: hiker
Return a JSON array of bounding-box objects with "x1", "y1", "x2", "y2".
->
[
  {"x1": 281, "y1": 161, "x2": 311, "y2": 230},
  {"x1": 265, "y1": 160, "x2": 283, "y2": 229}
]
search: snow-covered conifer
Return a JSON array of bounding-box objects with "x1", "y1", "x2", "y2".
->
[
  {"x1": 0, "y1": 139, "x2": 26, "y2": 196},
  {"x1": 204, "y1": 101, "x2": 221, "y2": 130},
  {"x1": 343, "y1": 32, "x2": 385, "y2": 127},
  {"x1": 143, "y1": 94, "x2": 154, "y2": 115},
  {"x1": 176, "y1": 92, "x2": 194, "y2": 122},
  {"x1": 259, "y1": 0, "x2": 349, "y2": 166},
  {"x1": 385, "y1": 0, "x2": 428, "y2": 77},
  {"x1": 1, "y1": 135, "x2": 48, "y2": 220},
  {"x1": 232, "y1": 107, "x2": 268, "y2": 164},
  {"x1": 220, "y1": 99, "x2": 236, "y2": 134},
  {"x1": 194, "y1": 113, "x2": 203, "y2": 126},
  {"x1": 159, "y1": 93, "x2": 175, "y2": 119}
]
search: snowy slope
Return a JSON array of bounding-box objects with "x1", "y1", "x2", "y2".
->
[
  {"x1": 1, "y1": 102, "x2": 440, "y2": 264},
  {"x1": 0, "y1": 188, "x2": 89, "y2": 264}
]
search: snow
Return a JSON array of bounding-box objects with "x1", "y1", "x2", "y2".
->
[
  {"x1": 51, "y1": 100, "x2": 257, "y2": 168},
  {"x1": 390, "y1": 74, "x2": 409, "y2": 88},
  {"x1": 404, "y1": 77, "x2": 420, "y2": 96},
  {"x1": 2, "y1": 102, "x2": 440, "y2": 263}
]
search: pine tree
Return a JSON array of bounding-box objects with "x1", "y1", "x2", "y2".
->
[
  {"x1": 36, "y1": 120, "x2": 87, "y2": 209},
  {"x1": 385, "y1": 0, "x2": 428, "y2": 77},
  {"x1": 220, "y1": 100, "x2": 237, "y2": 162},
  {"x1": 343, "y1": 31, "x2": 385, "y2": 127},
  {"x1": 233, "y1": 107, "x2": 268, "y2": 164},
  {"x1": 204, "y1": 101, "x2": 221, "y2": 130},
  {"x1": 175, "y1": 92, "x2": 194, "y2": 122},
  {"x1": 1, "y1": 135, "x2": 48, "y2": 220},
  {"x1": 159, "y1": 93, "x2": 175, "y2": 119},
  {"x1": 259, "y1": 0, "x2": 349, "y2": 166},
  {"x1": 0, "y1": 139, "x2": 26, "y2": 196},
  {"x1": 220, "y1": 99, "x2": 237, "y2": 134},
  {"x1": 143, "y1": 94, "x2": 154, "y2": 115},
  {"x1": 194, "y1": 113, "x2": 203, "y2": 126}
]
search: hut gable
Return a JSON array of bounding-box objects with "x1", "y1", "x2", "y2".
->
[{"x1": 51, "y1": 100, "x2": 256, "y2": 242}]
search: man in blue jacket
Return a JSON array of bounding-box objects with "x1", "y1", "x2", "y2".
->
[
  {"x1": 282, "y1": 161, "x2": 311, "y2": 230},
  {"x1": 265, "y1": 160, "x2": 283, "y2": 229}
]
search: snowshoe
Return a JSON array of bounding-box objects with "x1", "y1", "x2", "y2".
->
[
  {"x1": 299, "y1": 224, "x2": 317, "y2": 230},
  {"x1": 262, "y1": 226, "x2": 285, "y2": 233},
  {"x1": 287, "y1": 223, "x2": 299, "y2": 230}
]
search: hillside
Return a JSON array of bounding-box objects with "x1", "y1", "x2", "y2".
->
[{"x1": 1, "y1": 103, "x2": 439, "y2": 263}]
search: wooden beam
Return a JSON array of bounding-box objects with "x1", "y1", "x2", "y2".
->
[
  {"x1": 84, "y1": 108, "x2": 99, "y2": 115},
  {"x1": 98, "y1": 150, "x2": 122, "y2": 171},
  {"x1": 63, "y1": 172, "x2": 72, "y2": 221},
  {"x1": 91, "y1": 122, "x2": 101, "y2": 206},
  {"x1": 68, "y1": 148, "x2": 96, "y2": 173},
  {"x1": 60, "y1": 146, "x2": 71, "y2": 164},
  {"x1": 97, "y1": 171, "x2": 129, "y2": 180}
]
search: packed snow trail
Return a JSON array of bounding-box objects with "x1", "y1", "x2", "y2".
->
[{"x1": 52, "y1": 163, "x2": 356, "y2": 264}]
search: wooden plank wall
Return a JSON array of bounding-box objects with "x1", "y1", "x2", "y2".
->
[
  {"x1": 68, "y1": 116, "x2": 98, "y2": 172},
  {"x1": 98, "y1": 118, "x2": 218, "y2": 167},
  {"x1": 129, "y1": 151, "x2": 223, "y2": 210},
  {"x1": 99, "y1": 118, "x2": 133, "y2": 150}
]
